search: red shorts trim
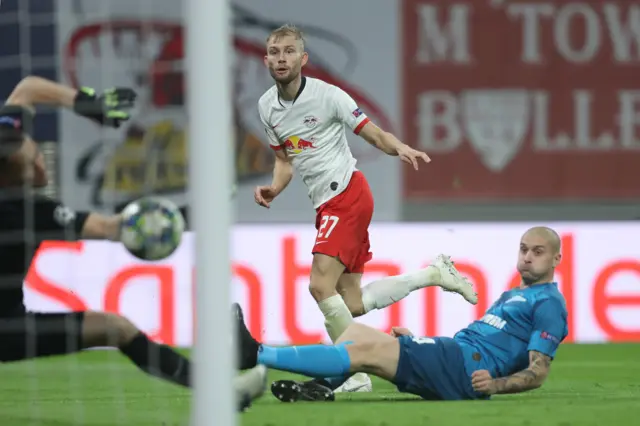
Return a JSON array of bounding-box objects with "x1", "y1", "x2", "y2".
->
[{"x1": 312, "y1": 171, "x2": 373, "y2": 273}]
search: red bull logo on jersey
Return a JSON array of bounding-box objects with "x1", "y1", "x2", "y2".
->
[{"x1": 283, "y1": 136, "x2": 316, "y2": 155}]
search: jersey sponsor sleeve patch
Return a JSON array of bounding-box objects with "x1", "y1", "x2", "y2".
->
[
  {"x1": 539, "y1": 331, "x2": 561, "y2": 344},
  {"x1": 331, "y1": 86, "x2": 369, "y2": 134},
  {"x1": 527, "y1": 298, "x2": 568, "y2": 359}
]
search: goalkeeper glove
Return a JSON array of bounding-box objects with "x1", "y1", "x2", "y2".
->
[{"x1": 73, "y1": 87, "x2": 137, "y2": 128}]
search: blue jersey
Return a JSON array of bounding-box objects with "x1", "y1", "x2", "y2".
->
[{"x1": 454, "y1": 282, "x2": 568, "y2": 378}]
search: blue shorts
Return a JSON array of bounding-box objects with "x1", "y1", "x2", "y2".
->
[{"x1": 394, "y1": 336, "x2": 479, "y2": 400}]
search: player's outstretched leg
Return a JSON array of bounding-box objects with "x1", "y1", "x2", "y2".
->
[
  {"x1": 236, "y1": 365, "x2": 268, "y2": 411},
  {"x1": 360, "y1": 254, "x2": 478, "y2": 312},
  {"x1": 233, "y1": 303, "x2": 338, "y2": 403},
  {"x1": 234, "y1": 303, "x2": 340, "y2": 402},
  {"x1": 233, "y1": 304, "x2": 399, "y2": 403},
  {"x1": 234, "y1": 303, "x2": 260, "y2": 370},
  {"x1": 0, "y1": 311, "x2": 193, "y2": 387},
  {"x1": 0, "y1": 310, "x2": 266, "y2": 411},
  {"x1": 266, "y1": 323, "x2": 402, "y2": 403},
  {"x1": 79, "y1": 311, "x2": 192, "y2": 387},
  {"x1": 87, "y1": 310, "x2": 267, "y2": 410},
  {"x1": 0, "y1": 311, "x2": 192, "y2": 386}
]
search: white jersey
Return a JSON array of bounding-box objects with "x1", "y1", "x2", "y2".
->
[{"x1": 257, "y1": 77, "x2": 370, "y2": 208}]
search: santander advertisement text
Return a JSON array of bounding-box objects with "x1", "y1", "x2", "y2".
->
[{"x1": 23, "y1": 224, "x2": 640, "y2": 346}]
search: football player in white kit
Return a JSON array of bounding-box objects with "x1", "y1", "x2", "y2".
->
[{"x1": 253, "y1": 25, "x2": 478, "y2": 394}]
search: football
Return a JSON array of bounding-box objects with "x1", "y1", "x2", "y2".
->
[{"x1": 120, "y1": 196, "x2": 185, "y2": 261}]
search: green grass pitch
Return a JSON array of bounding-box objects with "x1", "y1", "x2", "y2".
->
[{"x1": 0, "y1": 344, "x2": 638, "y2": 426}]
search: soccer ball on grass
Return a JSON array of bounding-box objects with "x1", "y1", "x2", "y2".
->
[{"x1": 120, "y1": 196, "x2": 185, "y2": 261}]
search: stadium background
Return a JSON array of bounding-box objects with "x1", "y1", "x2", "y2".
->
[{"x1": 2, "y1": 0, "x2": 639, "y2": 347}]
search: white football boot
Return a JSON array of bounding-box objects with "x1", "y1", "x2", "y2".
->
[
  {"x1": 333, "y1": 372, "x2": 373, "y2": 393},
  {"x1": 235, "y1": 364, "x2": 268, "y2": 412},
  {"x1": 432, "y1": 254, "x2": 478, "y2": 304}
]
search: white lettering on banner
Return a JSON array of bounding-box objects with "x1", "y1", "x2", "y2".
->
[
  {"x1": 618, "y1": 91, "x2": 640, "y2": 149},
  {"x1": 605, "y1": 5, "x2": 640, "y2": 63},
  {"x1": 554, "y1": 4, "x2": 601, "y2": 63},
  {"x1": 507, "y1": 3, "x2": 640, "y2": 64},
  {"x1": 417, "y1": 91, "x2": 461, "y2": 153},
  {"x1": 403, "y1": 0, "x2": 640, "y2": 199},
  {"x1": 416, "y1": 4, "x2": 471, "y2": 64},
  {"x1": 507, "y1": 4, "x2": 555, "y2": 64},
  {"x1": 22, "y1": 224, "x2": 640, "y2": 347},
  {"x1": 418, "y1": 88, "x2": 640, "y2": 170}
]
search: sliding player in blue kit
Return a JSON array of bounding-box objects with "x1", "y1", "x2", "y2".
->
[{"x1": 235, "y1": 226, "x2": 569, "y2": 401}]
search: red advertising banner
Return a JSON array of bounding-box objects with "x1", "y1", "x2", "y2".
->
[
  {"x1": 402, "y1": 0, "x2": 640, "y2": 200},
  {"x1": 24, "y1": 225, "x2": 640, "y2": 346}
]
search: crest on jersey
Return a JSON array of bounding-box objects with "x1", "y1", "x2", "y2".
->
[{"x1": 303, "y1": 115, "x2": 319, "y2": 129}]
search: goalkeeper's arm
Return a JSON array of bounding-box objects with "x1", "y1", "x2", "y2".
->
[
  {"x1": 5, "y1": 76, "x2": 136, "y2": 128},
  {"x1": 5, "y1": 76, "x2": 77, "y2": 111}
]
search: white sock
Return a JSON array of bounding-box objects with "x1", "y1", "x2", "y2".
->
[
  {"x1": 318, "y1": 294, "x2": 354, "y2": 342},
  {"x1": 361, "y1": 266, "x2": 440, "y2": 313}
]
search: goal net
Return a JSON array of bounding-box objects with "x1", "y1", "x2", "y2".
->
[{"x1": 3, "y1": 0, "x2": 232, "y2": 424}]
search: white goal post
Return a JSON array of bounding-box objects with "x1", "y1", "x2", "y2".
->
[{"x1": 187, "y1": 0, "x2": 236, "y2": 425}]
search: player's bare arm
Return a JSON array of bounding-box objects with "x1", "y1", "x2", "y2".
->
[
  {"x1": 6, "y1": 76, "x2": 77, "y2": 111},
  {"x1": 270, "y1": 150, "x2": 293, "y2": 193},
  {"x1": 255, "y1": 149, "x2": 293, "y2": 208},
  {"x1": 472, "y1": 351, "x2": 552, "y2": 395},
  {"x1": 357, "y1": 121, "x2": 431, "y2": 170},
  {"x1": 81, "y1": 213, "x2": 123, "y2": 241},
  {"x1": 5, "y1": 75, "x2": 135, "y2": 128}
]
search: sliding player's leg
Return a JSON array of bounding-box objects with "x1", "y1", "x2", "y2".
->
[
  {"x1": 271, "y1": 323, "x2": 395, "y2": 402},
  {"x1": 334, "y1": 252, "x2": 478, "y2": 392},
  {"x1": 264, "y1": 323, "x2": 399, "y2": 402},
  {"x1": 234, "y1": 302, "x2": 381, "y2": 400},
  {"x1": 267, "y1": 322, "x2": 479, "y2": 402}
]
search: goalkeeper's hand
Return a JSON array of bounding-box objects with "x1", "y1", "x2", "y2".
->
[{"x1": 73, "y1": 87, "x2": 137, "y2": 128}]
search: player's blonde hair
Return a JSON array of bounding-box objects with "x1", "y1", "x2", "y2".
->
[{"x1": 267, "y1": 24, "x2": 305, "y2": 51}]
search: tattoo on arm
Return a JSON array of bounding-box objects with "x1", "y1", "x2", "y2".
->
[{"x1": 493, "y1": 351, "x2": 551, "y2": 394}]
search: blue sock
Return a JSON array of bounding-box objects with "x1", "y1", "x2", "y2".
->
[{"x1": 257, "y1": 343, "x2": 352, "y2": 378}]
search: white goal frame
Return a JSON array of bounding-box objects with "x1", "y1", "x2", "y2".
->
[{"x1": 187, "y1": 0, "x2": 235, "y2": 424}]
